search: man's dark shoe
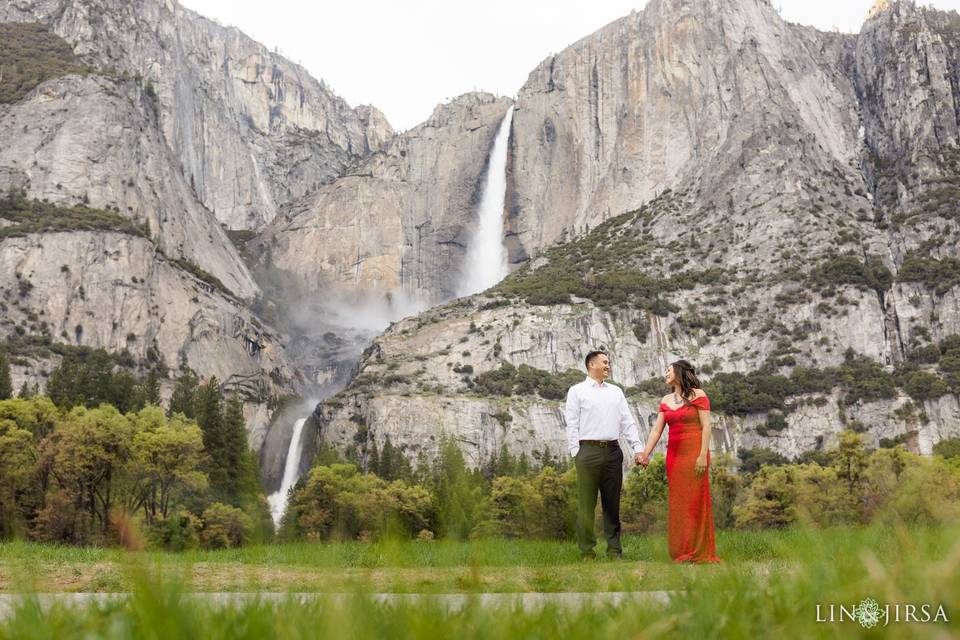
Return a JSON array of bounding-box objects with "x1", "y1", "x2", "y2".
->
[{"x1": 606, "y1": 552, "x2": 624, "y2": 561}]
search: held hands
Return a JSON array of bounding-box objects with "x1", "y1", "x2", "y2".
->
[{"x1": 634, "y1": 452, "x2": 650, "y2": 467}]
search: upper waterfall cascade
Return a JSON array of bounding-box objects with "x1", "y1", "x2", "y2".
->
[{"x1": 457, "y1": 105, "x2": 514, "y2": 297}]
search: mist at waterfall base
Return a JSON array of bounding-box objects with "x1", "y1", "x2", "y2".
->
[
  {"x1": 457, "y1": 105, "x2": 514, "y2": 297},
  {"x1": 259, "y1": 290, "x2": 430, "y2": 529},
  {"x1": 298, "y1": 288, "x2": 430, "y2": 336},
  {"x1": 276, "y1": 285, "x2": 431, "y2": 393}
]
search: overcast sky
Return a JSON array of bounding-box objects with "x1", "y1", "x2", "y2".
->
[{"x1": 180, "y1": 0, "x2": 960, "y2": 132}]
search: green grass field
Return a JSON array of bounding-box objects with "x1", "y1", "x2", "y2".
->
[{"x1": 1, "y1": 525, "x2": 957, "y2": 638}]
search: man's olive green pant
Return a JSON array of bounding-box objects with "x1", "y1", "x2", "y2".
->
[{"x1": 574, "y1": 443, "x2": 623, "y2": 557}]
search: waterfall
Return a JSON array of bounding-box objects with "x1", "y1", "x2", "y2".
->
[
  {"x1": 267, "y1": 417, "x2": 308, "y2": 528},
  {"x1": 457, "y1": 105, "x2": 514, "y2": 296}
]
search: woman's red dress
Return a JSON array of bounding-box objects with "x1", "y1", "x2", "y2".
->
[{"x1": 658, "y1": 394, "x2": 721, "y2": 563}]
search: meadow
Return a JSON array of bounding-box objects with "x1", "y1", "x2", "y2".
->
[{"x1": 0, "y1": 524, "x2": 957, "y2": 638}]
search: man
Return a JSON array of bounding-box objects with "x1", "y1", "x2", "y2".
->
[{"x1": 565, "y1": 350, "x2": 644, "y2": 559}]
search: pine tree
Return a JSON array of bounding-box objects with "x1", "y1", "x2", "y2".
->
[
  {"x1": 379, "y1": 437, "x2": 395, "y2": 480},
  {"x1": 367, "y1": 439, "x2": 381, "y2": 476},
  {"x1": 46, "y1": 350, "x2": 113, "y2": 408},
  {"x1": 222, "y1": 392, "x2": 252, "y2": 504},
  {"x1": 832, "y1": 430, "x2": 868, "y2": 495},
  {"x1": 131, "y1": 369, "x2": 162, "y2": 411},
  {"x1": 195, "y1": 377, "x2": 227, "y2": 495},
  {"x1": 493, "y1": 445, "x2": 518, "y2": 478},
  {"x1": 17, "y1": 381, "x2": 32, "y2": 398},
  {"x1": 378, "y1": 435, "x2": 411, "y2": 481},
  {"x1": 0, "y1": 350, "x2": 12, "y2": 400},
  {"x1": 517, "y1": 452, "x2": 531, "y2": 476},
  {"x1": 109, "y1": 370, "x2": 137, "y2": 413},
  {"x1": 413, "y1": 450, "x2": 431, "y2": 485},
  {"x1": 168, "y1": 368, "x2": 198, "y2": 418},
  {"x1": 142, "y1": 369, "x2": 162, "y2": 406},
  {"x1": 433, "y1": 436, "x2": 483, "y2": 539},
  {"x1": 223, "y1": 392, "x2": 272, "y2": 539}
]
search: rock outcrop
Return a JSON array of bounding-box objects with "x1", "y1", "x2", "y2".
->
[
  {"x1": 252, "y1": 93, "x2": 515, "y2": 484},
  {"x1": 312, "y1": 280, "x2": 959, "y2": 470},
  {"x1": 0, "y1": 0, "x2": 396, "y2": 442},
  {"x1": 506, "y1": 0, "x2": 862, "y2": 265},
  {"x1": 2, "y1": 0, "x2": 394, "y2": 230},
  {"x1": 0, "y1": 74, "x2": 257, "y2": 299}
]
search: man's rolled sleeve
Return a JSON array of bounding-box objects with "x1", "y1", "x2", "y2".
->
[{"x1": 619, "y1": 392, "x2": 643, "y2": 453}]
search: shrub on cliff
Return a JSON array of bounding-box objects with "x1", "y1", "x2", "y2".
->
[
  {"x1": 0, "y1": 23, "x2": 92, "y2": 104},
  {"x1": 897, "y1": 253, "x2": 960, "y2": 295},
  {"x1": 473, "y1": 362, "x2": 586, "y2": 400},
  {"x1": 0, "y1": 193, "x2": 150, "y2": 239}
]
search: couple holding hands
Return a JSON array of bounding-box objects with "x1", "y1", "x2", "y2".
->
[{"x1": 565, "y1": 351, "x2": 720, "y2": 563}]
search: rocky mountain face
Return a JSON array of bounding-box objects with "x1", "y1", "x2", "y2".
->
[
  {"x1": 309, "y1": 0, "x2": 960, "y2": 470},
  {"x1": 1, "y1": 0, "x2": 394, "y2": 231},
  {"x1": 0, "y1": 229, "x2": 297, "y2": 447},
  {"x1": 0, "y1": 0, "x2": 397, "y2": 444},
  {"x1": 0, "y1": 0, "x2": 520, "y2": 487},
  {"x1": 0, "y1": 74, "x2": 257, "y2": 298},
  {"x1": 505, "y1": 0, "x2": 862, "y2": 264},
  {"x1": 255, "y1": 93, "x2": 513, "y2": 304}
]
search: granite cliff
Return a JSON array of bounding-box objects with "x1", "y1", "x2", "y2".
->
[
  {"x1": 255, "y1": 93, "x2": 513, "y2": 304},
  {"x1": 1, "y1": 0, "x2": 394, "y2": 230}
]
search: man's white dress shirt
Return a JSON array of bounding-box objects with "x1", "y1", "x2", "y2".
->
[{"x1": 564, "y1": 376, "x2": 643, "y2": 457}]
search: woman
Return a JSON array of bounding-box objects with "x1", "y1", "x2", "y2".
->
[{"x1": 638, "y1": 359, "x2": 720, "y2": 563}]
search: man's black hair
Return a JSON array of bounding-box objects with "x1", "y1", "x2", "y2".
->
[{"x1": 584, "y1": 350, "x2": 607, "y2": 370}]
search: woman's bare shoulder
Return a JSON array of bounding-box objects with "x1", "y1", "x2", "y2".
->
[{"x1": 692, "y1": 388, "x2": 707, "y2": 398}]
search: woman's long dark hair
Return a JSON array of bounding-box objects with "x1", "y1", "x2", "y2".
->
[{"x1": 670, "y1": 359, "x2": 701, "y2": 404}]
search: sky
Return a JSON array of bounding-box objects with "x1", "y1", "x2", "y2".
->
[{"x1": 180, "y1": 0, "x2": 960, "y2": 132}]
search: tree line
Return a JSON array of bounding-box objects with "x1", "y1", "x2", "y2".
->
[
  {"x1": 278, "y1": 431, "x2": 960, "y2": 542},
  {"x1": 0, "y1": 350, "x2": 269, "y2": 549},
  {"x1": 2, "y1": 347, "x2": 958, "y2": 548}
]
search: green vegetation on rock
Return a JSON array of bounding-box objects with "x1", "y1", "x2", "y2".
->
[
  {"x1": 0, "y1": 22, "x2": 92, "y2": 104},
  {"x1": 472, "y1": 362, "x2": 586, "y2": 400},
  {"x1": 493, "y1": 192, "x2": 727, "y2": 311},
  {"x1": 165, "y1": 256, "x2": 234, "y2": 299},
  {"x1": 808, "y1": 253, "x2": 892, "y2": 295},
  {"x1": 705, "y1": 342, "x2": 960, "y2": 415},
  {"x1": 897, "y1": 253, "x2": 960, "y2": 296},
  {"x1": 0, "y1": 193, "x2": 150, "y2": 240}
]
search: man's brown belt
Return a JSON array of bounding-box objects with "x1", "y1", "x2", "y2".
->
[{"x1": 579, "y1": 440, "x2": 619, "y2": 447}]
